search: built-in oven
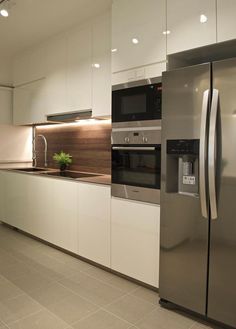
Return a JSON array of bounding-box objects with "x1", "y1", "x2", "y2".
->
[
  {"x1": 111, "y1": 124, "x2": 161, "y2": 204},
  {"x1": 112, "y1": 78, "x2": 162, "y2": 126}
]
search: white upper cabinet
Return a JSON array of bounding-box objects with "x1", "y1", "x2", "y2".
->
[
  {"x1": 67, "y1": 25, "x2": 92, "y2": 112},
  {"x1": 216, "y1": 0, "x2": 236, "y2": 43},
  {"x1": 0, "y1": 87, "x2": 12, "y2": 124},
  {"x1": 92, "y1": 11, "x2": 111, "y2": 118},
  {"x1": 13, "y1": 79, "x2": 47, "y2": 125},
  {"x1": 13, "y1": 45, "x2": 47, "y2": 86},
  {"x1": 167, "y1": 0, "x2": 217, "y2": 54},
  {"x1": 13, "y1": 11, "x2": 112, "y2": 125},
  {"x1": 112, "y1": 0, "x2": 166, "y2": 73},
  {"x1": 44, "y1": 35, "x2": 67, "y2": 115}
]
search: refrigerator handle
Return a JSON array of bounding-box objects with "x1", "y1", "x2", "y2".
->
[
  {"x1": 199, "y1": 90, "x2": 210, "y2": 219},
  {"x1": 208, "y1": 89, "x2": 219, "y2": 220}
]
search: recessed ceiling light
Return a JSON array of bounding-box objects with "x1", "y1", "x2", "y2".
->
[
  {"x1": 0, "y1": 8, "x2": 8, "y2": 17},
  {"x1": 163, "y1": 30, "x2": 171, "y2": 35},
  {"x1": 200, "y1": 14, "x2": 208, "y2": 23},
  {"x1": 132, "y1": 38, "x2": 139, "y2": 44},
  {"x1": 111, "y1": 48, "x2": 118, "y2": 53},
  {"x1": 0, "y1": 0, "x2": 10, "y2": 17},
  {"x1": 92, "y1": 63, "x2": 100, "y2": 69}
]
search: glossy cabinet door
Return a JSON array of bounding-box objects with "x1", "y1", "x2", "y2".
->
[
  {"x1": 13, "y1": 79, "x2": 47, "y2": 125},
  {"x1": 112, "y1": 0, "x2": 166, "y2": 73},
  {"x1": 27, "y1": 175, "x2": 55, "y2": 242},
  {"x1": 111, "y1": 197, "x2": 160, "y2": 287},
  {"x1": 13, "y1": 45, "x2": 47, "y2": 86},
  {"x1": 53, "y1": 179, "x2": 78, "y2": 253},
  {"x1": 3, "y1": 172, "x2": 29, "y2": 230},
  {"x1": 0, "y1": 171, "x2": 5, "y2": 221},
  {"x1": 217, "y1": 0, "x2": 236, "y2": 42},
  {"x1": 44, "y1": 35, "x2": 67, "y2": 116},
  {"x1": 67, "y1": 26, "x2": 92, "y2": 112},
  {"x1": 92, "y1": 11, "x2": 111, "y2": 118},
  {"x1": 167, "y1": 0, "x2": 216, "y2": 54},
  {"x1": 0, "y1": 87, "x2": 12, "y2": 125},
  {"x1": 78, "y1": 183, "x2": 111, "y2": 267}
]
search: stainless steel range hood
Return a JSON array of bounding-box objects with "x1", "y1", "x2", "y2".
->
[{"x1": 47, "y1": 110, "x2": 92, "y2": 123}]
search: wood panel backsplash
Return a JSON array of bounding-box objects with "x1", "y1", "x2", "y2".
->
[{"x1": 35, "y1": 122, "x2": 111, "y2": 174}]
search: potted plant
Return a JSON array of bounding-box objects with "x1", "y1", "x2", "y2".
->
[{"x1": 53, "y1": 151, "x2": 72, "y2": 171}]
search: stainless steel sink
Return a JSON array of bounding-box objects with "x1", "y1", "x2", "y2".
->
[
  {"x1": 16, "y1": 168, "x2": 47, "y2": 172},
  {"x1": 40, "y1": 171, "x2": 102, "y2": 179}
]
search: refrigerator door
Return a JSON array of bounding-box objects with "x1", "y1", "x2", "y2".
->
[
  {"x1": 160, "y1": 63, "x2": 211, "y2": 315},
  {"x1": 208, "y1": 57, "x2": 236, "y2": 328}
]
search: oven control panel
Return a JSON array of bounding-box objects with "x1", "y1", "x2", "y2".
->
[{"x1": 112, "y1": 128, "x2": 161, "y2": 145}]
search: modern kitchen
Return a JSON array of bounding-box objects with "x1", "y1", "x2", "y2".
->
[{"x1": 0, "y1": 0, "x2": 236, "y2": 328}]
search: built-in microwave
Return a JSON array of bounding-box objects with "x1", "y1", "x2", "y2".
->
[{"x1": 112, "y1": 78, "x2": 162, "y2": 125}]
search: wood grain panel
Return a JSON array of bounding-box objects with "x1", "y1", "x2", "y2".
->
[{"x1": 35, "y1": 122, "x2": 111, "y2": 174}]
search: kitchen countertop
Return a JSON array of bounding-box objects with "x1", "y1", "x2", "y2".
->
[{"x1": 3, "y1": 168, "x2": 111, "y2": 186}]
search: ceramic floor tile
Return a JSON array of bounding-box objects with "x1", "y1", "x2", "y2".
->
[
  {"x1": 131, "y1": 287, "x2": 159, "y2": 305},
  {"x1": 0, "y1": 261, "x2": 35, "y2": 282},
  {"x1": 8, "y1": 309, "x2": 68, "y2": 329},
  {"x1": 105, "y1": 294, "x2": 156, "y2": 325},
  {"x1": 9, "y1": 270, "x2": 53, "y2": 294},
  {"x1": 0, "y1": 278, "x2": 24, "y2": 301},
  {"x1": 72, "y1": 309, "x2": 131, "y2": 329},
  {"x1": 136, "y1": 307, "x2": 195, "y2": 329},
  {"x1": 84, "y1": 266, "x2": 139, "y2": 293},
  {"x1": 38, "y1": 246, "x2": 92, "y2": 272},
  {"x1": 47, "y1": 292, "x2": 98, "y2": 325},
  {"x1": 0, "y1": 294, "x2": 42, "y2": 325},
  {"x1": 28, "y1": 281, "x2": 73, "y2": 307},
  {"x1": 59, "y1": 273, "x2": 125, "y2": 307}
]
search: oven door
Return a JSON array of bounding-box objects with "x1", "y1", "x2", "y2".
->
[
  {"x1": 112, "y1": 83, "x2": 162, "y2": 123},
  {"x1": 111, "y1": 145, "x2": 161, "y2": 204}
]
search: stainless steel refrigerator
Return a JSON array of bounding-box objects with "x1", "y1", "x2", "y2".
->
[{"x1": 160, "y1": 57, "x2": 236, "y2": 328}]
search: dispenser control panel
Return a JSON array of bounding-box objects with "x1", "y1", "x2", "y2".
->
[
  {"x1": 167, "y1": 139, "x2": 199, "y2": 155},
  {"x1": 166, "y1": 139, "x2": 199, "y2": 195}
]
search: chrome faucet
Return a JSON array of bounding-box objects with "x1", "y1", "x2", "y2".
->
[
  {"x1": 37, "y1": 134, "x2": 48, "y2": 167},
  {"x1": 32, "y1": 131, "x2": 48, "y2": 168}
]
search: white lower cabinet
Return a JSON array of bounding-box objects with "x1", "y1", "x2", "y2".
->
[
  {"x1": 111, "y1": 197, "x2": 160, "y2": 287},
  {"x1": 4, "y1": 172, "x2": 29, "y2": 229},
  {"x1": 0, "y1": 172, "x2": 4, "y2": 220},
  {"x1": 53, "y1": 179, "x2": 78, "y2": 253},
  {"x1": 77, "y1": 183, "x2": 111, "y2": 267},
  {"x1": 0, "y1": 171, "x2": 160, "y2": 287},
  {"x1": 27, "y1": 176, "x2": 55, "y2": 243}
]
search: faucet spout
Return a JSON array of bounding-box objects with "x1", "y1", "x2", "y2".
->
[{"x1": 37, "y1": 134, "x2": 48, "y2": 167}]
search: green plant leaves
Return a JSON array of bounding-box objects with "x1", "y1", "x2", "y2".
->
[{"x1": 53, "y1": 151, "x2": 72, "y2": 166}]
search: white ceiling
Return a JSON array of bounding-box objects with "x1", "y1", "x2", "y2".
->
[{"x1": 0, "y1": 0, "x2": 111, "y2": 58}]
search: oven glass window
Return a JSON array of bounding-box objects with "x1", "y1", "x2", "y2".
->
[{"x1": 112, "y1": 147, "x2": 161, "y2": 189}]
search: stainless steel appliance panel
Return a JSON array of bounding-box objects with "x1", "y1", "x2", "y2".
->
[
  {"x1": 160, "y1": 63, "x2": 211, "y2": 315},
  {"x1": 208, "y1": 58, "x2": 236, "y2": 328}
]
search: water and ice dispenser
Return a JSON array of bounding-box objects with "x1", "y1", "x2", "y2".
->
[{"x1": 166, "y1": 139, "x2": 199, "y2": 196}]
